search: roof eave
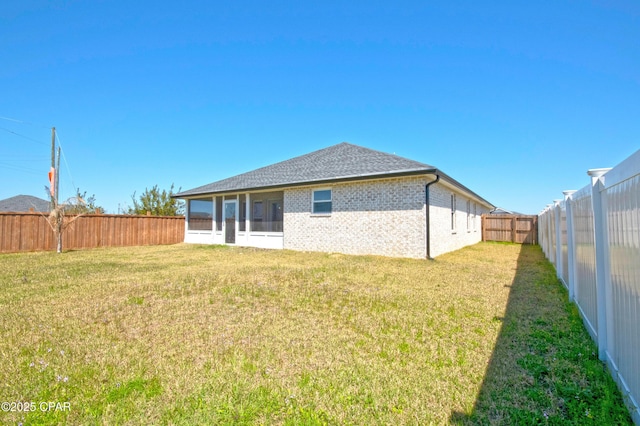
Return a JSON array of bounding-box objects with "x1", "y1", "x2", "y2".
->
[
  {"x1": 174, "y1": 168, "x2": 495, "y2": 210},
  {"x1": 173, "y1": 168, "x2": 437, "y2": 198},
  {"x1": 435, "y1": 170, "x2": 495, "y2": 209}
]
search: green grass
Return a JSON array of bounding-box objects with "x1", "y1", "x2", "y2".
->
[{"x1": 0, "y1": 243, "x2": 631, "y2": 425}]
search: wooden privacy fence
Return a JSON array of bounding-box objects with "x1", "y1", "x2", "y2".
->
[
  {"x1": 481, "y1": 214, "x2": 538, "y2": 244},
  {"x1": 0, "y1": 212, "x2": 185, "y2": 253}
]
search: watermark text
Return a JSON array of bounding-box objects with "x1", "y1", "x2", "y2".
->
[{"x1": 1, "y1": 401, "x2": 71, "y2": 412}]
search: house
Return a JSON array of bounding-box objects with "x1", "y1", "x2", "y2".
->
[
  {"x1": 0, "y1": 195, "x2": 50, "y2": 213},
  {"x1": 174, "y1": 142, "x2": 494, "y2": 259}
]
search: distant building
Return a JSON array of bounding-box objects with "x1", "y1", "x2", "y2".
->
[{"x1": 0, "y1": 195, "x2": 50, "y2": 213}]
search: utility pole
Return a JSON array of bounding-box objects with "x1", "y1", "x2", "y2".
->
[
  {"x1": 50, "y1": 127, "x2": 56, "y2": 210},
  {"x1": 48, "y1": 126, "x2": 64, "y2": 252},
  {"x1": 56, "y1": 146, "x2": 61, "y2": 206}
]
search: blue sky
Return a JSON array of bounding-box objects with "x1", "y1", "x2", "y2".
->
[{"x1": 1, "y1": 1, "x2": 638, "y2": 214}]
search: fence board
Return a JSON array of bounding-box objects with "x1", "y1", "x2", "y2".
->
[
  {"x1": 0, "y1": 213, "x2": 185, "y2": 253},
  {"x1": 481, "y1": 214, "x2": 538, "y2": 244}
]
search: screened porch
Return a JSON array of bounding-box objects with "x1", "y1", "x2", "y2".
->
[{"x1": 184, "y1": 191, "x2": 284, "y2": 249}]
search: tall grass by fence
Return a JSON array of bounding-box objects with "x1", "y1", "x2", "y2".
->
[
  {"x1": 538, "y1": 149, "x2": 640, "y2": 424},
  {"x1": 481, "y1": 214, "x2": 538, "y2": 244},
  {"x1": 0, "y1": 213, "x2": 185, "y2": 253}
]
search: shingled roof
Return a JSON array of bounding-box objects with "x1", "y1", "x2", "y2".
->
[
  {"x1": 0, "y1": 195, "x2": 50, "y2": 212},
  {"x1": 175, "y1": 142, "x2": 493, "y2": 207},
  {"x1": 176, "y1": 142, "x2": 436, "y2": 197}
]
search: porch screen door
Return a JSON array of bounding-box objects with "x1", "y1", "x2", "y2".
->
[{"x1": 224, "y1": 201, "x2": 236, "y2": 244}]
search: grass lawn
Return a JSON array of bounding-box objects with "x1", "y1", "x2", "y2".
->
[{"x1": 0, "y1": 242, "x2": 631, "y2": 425}]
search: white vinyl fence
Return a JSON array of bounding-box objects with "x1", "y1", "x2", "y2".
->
[{"x1": 539, "y1": 149, "x2": 640, "y2": 424}]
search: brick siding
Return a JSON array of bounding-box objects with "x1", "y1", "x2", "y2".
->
[
  {"x1": 427, "y1": 183, "x2": 491, "y2": 257},
  {"x1": 283, "y1": 176, "x2": 491, "y2": 258}
]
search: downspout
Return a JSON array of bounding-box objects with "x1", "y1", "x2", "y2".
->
[{"x1": 425, "y1": 174, "x2": 440, "y2": 260}]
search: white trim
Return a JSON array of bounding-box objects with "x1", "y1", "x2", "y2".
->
[{"x1": 244, "y1": 192, "x2": 250, "y2": 244}]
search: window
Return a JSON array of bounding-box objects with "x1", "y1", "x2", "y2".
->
[
  {"x1": 188, "y1": 199, "x2": 213, "y2": 231},
  {"x1": 451, "y1": 194, "x2": 457, "y2": 232},
  {"x1": 250, "y1": 191, "x2": 283, "y2": 232},
  {"x1": 313, "y1": 189, "x2": 332, "y2": 214}
]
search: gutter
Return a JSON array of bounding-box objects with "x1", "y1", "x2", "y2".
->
[{"x1": 425, "y1": 174, "x2": 440, "y2": 260}]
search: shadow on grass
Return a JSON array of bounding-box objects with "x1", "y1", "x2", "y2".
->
[{"x1": 450, "y1": 244, "x2": 632, "y2": 425}]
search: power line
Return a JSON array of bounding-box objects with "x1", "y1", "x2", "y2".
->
[
  {"x1": 0, "y1": 155, "x2": 48, "y2": 161},
  {"x1": 0, "y1": 116, "x2": 23, "y2": 123},
  {"x1": 0, "y1": 115, "x2": 50, "y2": 129},
  {"x1": 54, "y1": 131, "x2": 78, "y2": 198},
  {"x1": 0, "y1": 161, "x2": 42, "y2": 175},
  {"x1": 0, "y1": 120, "x2": 81, "y2": 201},
  {"x1": 0, "y1": 126, "x2": 49, "y2": 146}
]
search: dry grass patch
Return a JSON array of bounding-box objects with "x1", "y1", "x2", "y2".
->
[{"x1": 0, "y1": 243, "x2": 630, "y2": 424}]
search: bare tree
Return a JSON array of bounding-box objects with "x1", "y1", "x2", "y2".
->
[{"x1": 44, "y1": 188, "x2": 88, "y2": 253}]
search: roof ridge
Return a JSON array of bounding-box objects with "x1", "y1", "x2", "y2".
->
[
  {"x1": 336, "y1": 142, "x2": 432, "y2": 167},
  {"x1": 176, "y1": 142, "x2": 437, "y2": 197}
]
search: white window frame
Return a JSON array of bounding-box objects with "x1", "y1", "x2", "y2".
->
[{"x1": 312, "y1": 188, "x2": 332, "y2": 215}]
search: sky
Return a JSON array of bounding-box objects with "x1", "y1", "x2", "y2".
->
[{"x1": 1, "y1": 1, "x2": 638, "y2": 215}]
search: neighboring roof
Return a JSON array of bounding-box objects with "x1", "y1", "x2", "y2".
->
[
  {"x1": 176, "y1": 142, "x2": 494, "y2": 208},
  {"x1": 0, "y1": 195, "x2": 50, "y2": 212},
  {"x1": 490, "y1": 207, "x2": 526, "y2": 215},
  {"x1": 490, "y1": 207, "x2": 514, "y2": 215}
]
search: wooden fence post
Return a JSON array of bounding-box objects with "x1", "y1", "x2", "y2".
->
[{"x1": 481, "y1": 214, "x2": 487, "y2": 242}]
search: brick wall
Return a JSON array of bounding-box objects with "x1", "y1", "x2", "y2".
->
[
  {"x1": 428, "y1": 183, "x2": 491, "y2": 257},
  {"x1": 283, "y1": 176, "x2": 492, "y2": 259},
  {"x1": 284, "y1": 177, "x2": 427, "y2": 258}
]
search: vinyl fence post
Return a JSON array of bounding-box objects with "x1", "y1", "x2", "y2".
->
[
  {"x1": 543, "y1": 207, "x2": 551, "y2": 258},
  {"x1": 540, "y1": 209, "x2": 545, "y2": 256},
  {"x1": 563, "y1": 190, "x2": 577, "y2": 301},
  {"x1": 546, "y1": 204, "x2": 554, "y2": 264},
  {"x1": 547, "y1": 205, "x2": 553, "y2": 259},
  {"x1": 588, "y1": 168, "x2": 612, "y2": 362},
  {"x1": 554, "y1": 200, "x2": 563, "y2": 279}
]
